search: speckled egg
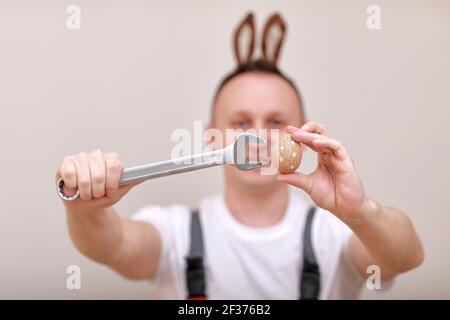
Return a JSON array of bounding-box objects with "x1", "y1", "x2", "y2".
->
[{"x1": 273, "y1": 132, "x2": 302, "y2": 174}]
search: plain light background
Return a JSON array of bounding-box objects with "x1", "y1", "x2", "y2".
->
[{"x1": 0, "y1": 0, "x2": 449, "y2": 299}]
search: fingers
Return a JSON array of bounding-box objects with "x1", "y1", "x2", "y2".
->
[
  {"x1": 312, "y1": 139, "x2": 349, "y2": 162},
  {"x1": 287, "y1": 122, "x2": 329, "y2": 152},
  {"x1": 301, "y1": 122, "x2": 328, "y2": 135},
  {"x1": 277, "y1": 172, "x2": 313, "y2": 193},
  {"x1": 286, "y1": 125, "x2": 300, "y2": 134},
  {"x1": 287, "y1": 122, "x2": 328, "y2": 136},
  {"x1": 73, "y1": 152, "x2": 93, "y2": 200},
  {"x1": 59, "y1": 150, "x2": 124, "y2": 201},
  {"x1": 59, "y1": 156, "x2": 77, "y2": 189},
  {"x1": 291, "y1": 129, "x2": 353, "y2": 172},
  {"x1": 291, "y1": 130, "x2": 327, "y2": 145},
  {"x1": 89, "y1": 150, "x2": 106, "y2": 199},
  {"x1": 59, "y1": 156, "x2": 78, "y2": 197},
  {"x1": 104, "y1": 152, "x2": 123, "y2": 197},
  {"x1": 291, "y1": 130, "x2": 327, "y2": 154},
  {"x1": 292, "y1": 130, "x2": 348, "y2": 158}
]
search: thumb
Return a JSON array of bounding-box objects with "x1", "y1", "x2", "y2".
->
[
  {"x1": 99, "y1": 181, "x2": 141, "y2": 204},
  {"x1": 87, "y1": 182, "x2": 139, "y2": 208},
  {"x1": 277, "y1": 172, "x2": 313, "y2": 193},
  {"x1": 116, "y1": 181, "x2": 141, "y2": 197}
]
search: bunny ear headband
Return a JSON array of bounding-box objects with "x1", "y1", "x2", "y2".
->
[{"x1": 233, "y1": 12, "x2": 287, "y2": 67}]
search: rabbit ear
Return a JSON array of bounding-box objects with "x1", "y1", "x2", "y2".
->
[
  {"x1": 233, "y1": 12, "x2": 256, "y2": 66},
  {"x1": 261, "y1": 13, "x2": 286, "y2": 65}
]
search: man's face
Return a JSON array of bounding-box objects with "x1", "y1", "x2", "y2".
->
[{"x1": 211, "y1": 71, "x2": 304, "y2": 191}]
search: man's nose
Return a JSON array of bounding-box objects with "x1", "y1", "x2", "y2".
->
[
  {"x1": 245, "y1": 121, "x2": 276, "y2": 158},
  {"x1": 251, "y1": 120, "x2": 265, "y2": 131}
]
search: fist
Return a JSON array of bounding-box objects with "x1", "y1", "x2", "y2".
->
[{"x1": 56, "y1": 150, "x2": 132, "y2": 211}]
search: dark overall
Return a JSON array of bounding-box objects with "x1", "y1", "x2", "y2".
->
[{"x1": 185, "y1": 206, "x2": 321, "y2": 300}]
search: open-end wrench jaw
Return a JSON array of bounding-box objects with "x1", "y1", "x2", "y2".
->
[{"x1": 229, "y1": 133, "x2": 266, "y2": 170}]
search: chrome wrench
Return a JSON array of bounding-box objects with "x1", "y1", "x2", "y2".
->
[{"x1": 57, "y1": 132, "x2": 266, "y2": 201}]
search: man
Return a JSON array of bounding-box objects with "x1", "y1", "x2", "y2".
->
[{"x1": 56, "y1": 13, "x2": 423, "y2": 299}]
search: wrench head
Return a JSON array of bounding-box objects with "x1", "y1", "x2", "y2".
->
[{"x1": 232, "y1": 132, "x2": 267, "y2": 170}]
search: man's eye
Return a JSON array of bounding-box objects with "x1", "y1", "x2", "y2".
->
[
  {"x1": 269, "y1": 119, "x2": 283, "y2": 127},
  {"x1": 234, "y1": 120, "x2": 250, "y2": 129}
]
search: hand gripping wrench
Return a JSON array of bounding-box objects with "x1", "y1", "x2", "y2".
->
[{"x1": 57, "y1": 132, "x2": 266, "y2": 201}]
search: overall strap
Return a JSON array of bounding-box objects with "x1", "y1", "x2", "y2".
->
[
  {"x1": 299, "y1": 206, "x2": 321, "y2": 300},
  {"x1": 185, "y1": 209, "x2": 207, "y2": 300}
]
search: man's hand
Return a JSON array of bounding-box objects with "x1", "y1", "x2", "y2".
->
[
  {"x1": 278, "y1": 122, "x2": 424, "y2": 279},
  {"x1": 56, "y1": 150, "x2": 136, "y2": 214},
  {"x1": 278, "y1": 122, "x2": 367, "y2": 222},
  {"x1": 57, "y1": 150, "x2": 160, "y2": 279}
]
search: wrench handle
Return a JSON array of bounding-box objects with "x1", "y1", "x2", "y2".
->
[{"x1": 57, "y1": 149, "x2": 225, "y2": 201}]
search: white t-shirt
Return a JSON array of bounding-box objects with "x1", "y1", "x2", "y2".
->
[{"x1": 133, "y1": 193, "x2": 364, "y2": 299}]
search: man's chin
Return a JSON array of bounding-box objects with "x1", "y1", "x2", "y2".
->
[{"x1": 233, "y1": 169, "x2": 280, "y2": 190}]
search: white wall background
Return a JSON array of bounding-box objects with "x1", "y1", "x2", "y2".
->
[{"x1": 0, "y1": 0, "x2": 449, "y2": 299}]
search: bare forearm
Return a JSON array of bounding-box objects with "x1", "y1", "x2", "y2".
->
[
  {"x1": 66, "y1": 206, "x2": 161, "y2": 279},
  {"x1": 283, "y1": 123, "x2": 424, "y2": 279},
  {"x1": 66, "y1": 206, "x2": 124, "y2": 265},
  {"x1": 59, "y1": 150, "x2": 159, "y2": 279},
  {"x1": 345, "y1": 198, "x2": 424, "y2": 279}
]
